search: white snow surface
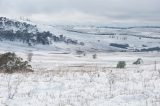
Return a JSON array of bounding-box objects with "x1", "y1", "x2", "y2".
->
[
  {"x1": 0, "y1": 55, "x2": 160, "y2": 106},
  {"x1": 0, "y1": 46, "x2": 160, "y2": 106}
]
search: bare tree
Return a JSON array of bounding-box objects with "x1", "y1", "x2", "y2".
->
[
  {"x1": 7, "y1": 75, "x2": 23, "y2": 99},
  {"x1": 92, "y1": 54, "x2": 97, "y2": 59},
  {"x1": 27, "y1": 52, "x2": 33, "y2": 62},
  {"x1": 107, "y1": 70, "x2": 116, "y2": 98}
]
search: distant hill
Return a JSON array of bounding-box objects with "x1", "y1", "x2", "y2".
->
[{"x1": 0, "y1": 17, "x2": 83, "y2": 46}]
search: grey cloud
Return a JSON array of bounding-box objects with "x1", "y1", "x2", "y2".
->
[{"x1": 0, "y1": 0, "x2": 160, "y2": 25}]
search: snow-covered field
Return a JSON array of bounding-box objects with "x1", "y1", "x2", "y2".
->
[
  {"x1": 0, "y1": 48, "x2": 160, "y2": 106},
  {"x1": 1, "y1": 40, "x2": 160, "y2": 70},
  {"x1": 0, "y1": 60, "x2": 160, "y2": 106}
]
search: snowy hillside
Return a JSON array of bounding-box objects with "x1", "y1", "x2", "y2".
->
[
  {"x1": 32, "y1": 24, "x2": 160, "y2": 52},
  {"x1": 62, "y1": 26, "x2": 160, "y2": 52},
  {"x1": 0, "y1": 17, "x2": 160, "y2": 53},
  {"x1": 0, "y1": 17, "x2": 84, "y2": 50}
]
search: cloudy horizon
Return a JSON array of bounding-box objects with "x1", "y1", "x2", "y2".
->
[{"x1": 0, "y1": 0, "x2": 160, "y2": 26}]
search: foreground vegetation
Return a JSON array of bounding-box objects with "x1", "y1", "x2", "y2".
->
[{"x1": 0, "y1": 52, "x2": 33, "y2": 73}]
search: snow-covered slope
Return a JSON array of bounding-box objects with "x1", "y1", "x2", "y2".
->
[
  {"x1": 35, "y1": 24, "x2": 160, "y2": 52},
  {"x1": 0, "y1": 17, "x2": 160, "y2": 53},
  {"x1": 0, "y1": 17, "x2": 38, "y2": 33},
  {"x1": 0, "y1": 17, "x2": 84, "y2": 52},
  {"x1": 61, "y1": 26, "x2": 160, "y2": 52}
]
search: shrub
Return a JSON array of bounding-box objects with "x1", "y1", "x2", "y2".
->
[
  {"x1": 0, "y1": 52, "x2": 33, "y2": 73},
  {"x1": 110, "y1": 43, "x2": 129, "y2": 49},
  {"x1": 133, "y1": 58, "x2": 143, "y2": 65},
  {"x1": 117, "y1": 61, "x2": 126, "y2": 68},
  {"x1": 93, "y1": 54, "x2": 97, "y2": 59}
]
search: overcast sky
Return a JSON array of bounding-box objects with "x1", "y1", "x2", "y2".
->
[{"x1": 0, "y1": 0, "x2": 160, "y2": 26}]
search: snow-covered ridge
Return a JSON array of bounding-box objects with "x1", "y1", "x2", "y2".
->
[
  {"x1": 0, "y1": 17, "x2": 160, "y2": 52},
  {"x1": 61, "y1": 25, "x2": 160, "y2": 52},
  {"x1": 0, "y1": 17, "x2": 38, "y2": 33},
  {"x1": 0, "y1": 17, "x2": 84, "y2": 47}
]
